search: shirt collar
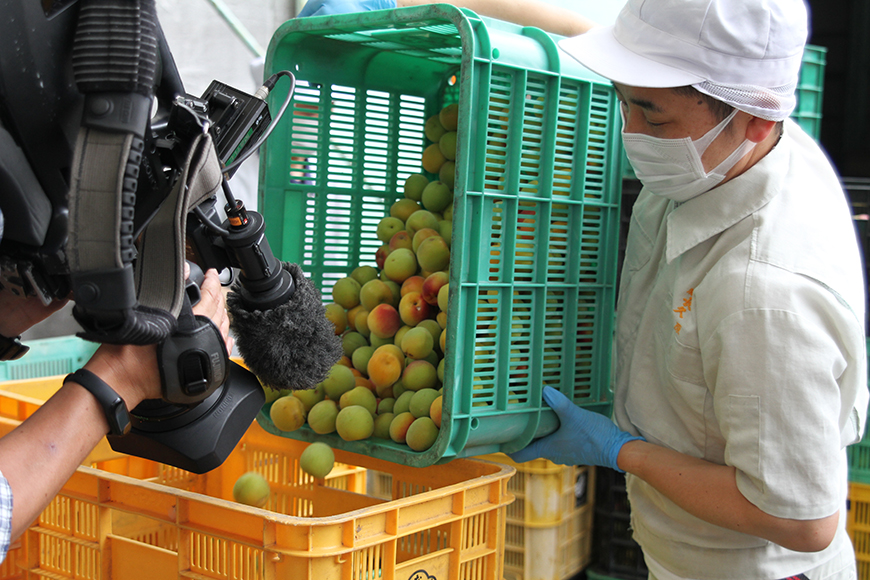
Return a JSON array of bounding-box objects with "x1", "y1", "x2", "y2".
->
[{"x1": 663, "y1": 123, "x2": 791, "y2": 263}]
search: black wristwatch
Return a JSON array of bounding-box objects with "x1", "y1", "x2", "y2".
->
[{"x1": 64, "y1": 369, "x2": 132, "y2": 436}]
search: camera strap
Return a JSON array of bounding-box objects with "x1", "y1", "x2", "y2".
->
[
  {"x1": 136, "y1": 130, "x2": 224, "y2": 322},
  {"x1": 67, "y1": 128, "x2": 223, "y2": 345},
  {"x1": 65, "y1": 0, "x2": 225, "y2": 345}
]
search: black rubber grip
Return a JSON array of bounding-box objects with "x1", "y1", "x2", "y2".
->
[{"x1": 72, "y1": 0, "x2": 159, "y2": 96}]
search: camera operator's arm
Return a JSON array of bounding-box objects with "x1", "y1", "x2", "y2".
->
[
  {"x1": 298, "y1": 0, "x2": 598, "y2": 37},
  {"x1": 0, "y1": 268, "x2": 231, "y2": 545},
  {"x1": 0, "y1": 292, "x2": 69, "y2": 341},
  {"x1": 397, "y1": 0, "x2": 597, "y2": 36}
]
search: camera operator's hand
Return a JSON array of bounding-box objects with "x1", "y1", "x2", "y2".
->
[
  {"x1": 192, "y1": 267, "x2": 234, "y2": 354},
  {"x1": 81, "y1": 268, "x2": 232, "y2": 410},
  {"x1": 0, "y1": 290, "x2": 68, "y2": 339},
  {"x1": 297, "y1": 0, "x2": 396, "y2": 17},
  {"x1": 0, "y1": 268, "x2": 232, "y2": 543}
]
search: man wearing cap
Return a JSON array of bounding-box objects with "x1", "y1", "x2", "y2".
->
[
  {"x1": 298, "y1": 0, "x2": 865, "y2": 576},
  {"x1": 508, "y1": 1, "x2": 866, "y2": 578}
]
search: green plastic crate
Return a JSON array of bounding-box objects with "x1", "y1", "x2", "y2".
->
[
  {"x1": 793, "y1": 44, "x2": 826, "y2": 140},
  {"x1": 257, "y1": 5, "x2": 623, "y2": 466},
  {"x1": 0, "y1": 335, "x2": 98, "y2": 382},
  {"x1": 623, "y1": 44, "x2": 827, "y2": 180},
  {"x1": 849, "y1": 420, "x2": 870, "y2": 484}
]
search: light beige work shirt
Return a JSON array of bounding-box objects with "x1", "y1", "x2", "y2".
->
[{"x1": 613, "y1": 119, "x2": 868, "y2": 579}]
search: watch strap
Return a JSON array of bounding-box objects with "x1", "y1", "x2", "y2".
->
[
  {"x1": 64, "y1": 369, "x2": 132, "y2": 436},
  {"x1": 0, "y1": 334, "x2": 28, "y2": 361}
]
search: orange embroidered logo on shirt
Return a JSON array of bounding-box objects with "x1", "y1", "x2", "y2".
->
[{"x1": 674, "y1": 288, "x2": 694, "y2": 334}]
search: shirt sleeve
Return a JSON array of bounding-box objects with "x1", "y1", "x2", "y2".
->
[
  {"x1": 704, "y1": 305, "x2": 858, "y2": 520},
  {"x1": 0, "y1": 468, "x2": 11, "y2": 563}
]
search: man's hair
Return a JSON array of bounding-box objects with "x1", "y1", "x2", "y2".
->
[
  {"x1": 673, "y1": 85, "x2": 786, "y2": 136},
  {"x1": 672, "y1": 86, "x2": 735, "y2": 122}
]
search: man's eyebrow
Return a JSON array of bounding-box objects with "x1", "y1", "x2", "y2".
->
[
  {"x1": 612, "y1": 84, "x2": 664, "y2": 114},
  {"x1": 629, "y1": 97, "x2": 664, "y2": 113}
]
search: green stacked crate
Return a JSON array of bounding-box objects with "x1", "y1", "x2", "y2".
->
[
  {"x1": 256, "y1": 6, "x2": 623, "y2": 467},
  {"x1": 792, "y1": 45, "x2": 826, "y2": 140},
  {"x1": 0, "y1": 335, "x2": 98, "y2": 382}
]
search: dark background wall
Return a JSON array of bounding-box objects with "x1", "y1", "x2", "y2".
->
[{"x1": 807, "y1": 0, "x2": 869, "y2": 179}]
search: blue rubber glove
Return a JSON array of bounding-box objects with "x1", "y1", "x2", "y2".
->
[
  {"x1": 508, "y1": 386, "x2": 644, "y2": 472},
  {"x1": 297, "y1": 0, "x2": 396, "y2": 17}
]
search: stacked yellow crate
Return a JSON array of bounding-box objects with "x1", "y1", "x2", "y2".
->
[
  {"x1": 478, "y1": 453, "x2": 594, "y2": 580},
  {"x1": 847, "y1": 482, "x2": 870, "y2": 579}
]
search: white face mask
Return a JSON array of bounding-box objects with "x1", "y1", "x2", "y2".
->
[{"x1": 621, "y1": 108, "x2": 756, "y2": 202}]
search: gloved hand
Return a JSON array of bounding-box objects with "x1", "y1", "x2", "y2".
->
[
  {"x1": 508, "y1": 386, "x2": 644, "y2": 471},
  {"x1": 297, "y1": 0, "x2": 397, "y2": 17}
]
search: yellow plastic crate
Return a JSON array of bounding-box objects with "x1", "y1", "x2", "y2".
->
[
  {"x1": 3, "y1": 420, "x2": 513, "y2": 580},
  {"x1": 0, "y1": 375, "x2": 157, "y2": 577},
  {"x1": 477, "y1": 454, "x2": 594, "y2": 580},
  {"x1": 848, "y1": 481, "x2": 870, "y2": 579},
  {"x1": 0, "y1": 375, "x2": 369, "y2": 579}
]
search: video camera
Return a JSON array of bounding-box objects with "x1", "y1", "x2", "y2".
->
[{"x1": 0, "y1": 0, "x2": 299, "y2": 472}]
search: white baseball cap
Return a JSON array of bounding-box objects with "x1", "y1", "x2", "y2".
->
[{"x1": 559, "y1": 0, "x2": 809, "y2": 120}]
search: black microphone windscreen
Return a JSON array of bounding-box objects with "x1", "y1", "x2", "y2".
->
[{"x1": 227, "y1": 262, "x2": 342, "y2": 390}]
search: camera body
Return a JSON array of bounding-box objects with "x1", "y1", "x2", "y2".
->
[
  {"x1": 0, "y1": 74, "x2": 270, "y2": 306},
  {"x1": 0, "y1": 0, "x2": 282, "y2": 473}
]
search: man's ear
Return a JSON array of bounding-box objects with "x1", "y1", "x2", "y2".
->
[{"x1": 745, "y1": 116, "x2": 778, "y2": 143}]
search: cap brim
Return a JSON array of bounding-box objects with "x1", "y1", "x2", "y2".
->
[{"x1": 558, "y1": 26, "x2": 705, "y2": 88}]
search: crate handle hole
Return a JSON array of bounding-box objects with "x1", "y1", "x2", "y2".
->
[{"x1": 471, "y1": 418, "x2": 480, "y2": 430}]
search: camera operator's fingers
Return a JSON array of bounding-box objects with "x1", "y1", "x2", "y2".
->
[
  {"x1": 193, "y1": 269, "x2": 233, "y2": 355},
  {"x1": 217, "y1": 308, "x2": 233, "y2": 356},
  {"x1": 194, "y1": 269, "x2": 223, "y2": 315}
]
